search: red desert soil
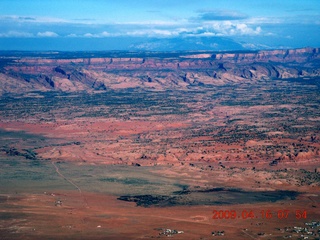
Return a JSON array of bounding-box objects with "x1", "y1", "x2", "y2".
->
[
  {"x1": 0, "y1": 118, "x2": 319, "y2": 167},
  {"x1": 0, "y1": 50, "x2": 319, "y2": 238},
  {"x1": 1, "y1": 189, "x2": 319, "y2": 240}
]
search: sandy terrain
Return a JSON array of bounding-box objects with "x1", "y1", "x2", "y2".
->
[
  {"x1": 0, "y1": 175, "x2": 319, "y2": 240},
  {"x1": 0, "y1": 75, "x2": 319, "y2": 239}
]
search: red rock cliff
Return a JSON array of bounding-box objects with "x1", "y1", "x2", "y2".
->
[{"x1": 0, "y1": 47, "x2": 319, "y2": 94}]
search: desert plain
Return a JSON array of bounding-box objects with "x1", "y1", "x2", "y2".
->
[{"x1": 0, "y1": 48, "x2": 319, "y2": 239}]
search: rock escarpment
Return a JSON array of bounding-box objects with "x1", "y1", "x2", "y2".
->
[{"x1": 0, "y1": 47, "x2": 319, "y2": 95}]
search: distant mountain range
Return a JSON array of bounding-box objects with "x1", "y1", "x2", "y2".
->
[
  {"x1": 130, "y1": 36, "x2": 247, "y2": 51},
  {"x1": 0, "y1": 36, "x2": 270, "y2": 52}
]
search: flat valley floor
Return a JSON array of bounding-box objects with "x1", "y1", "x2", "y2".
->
[{"x1": 0, "y1": 78, "x2": 319, "y2": 239}]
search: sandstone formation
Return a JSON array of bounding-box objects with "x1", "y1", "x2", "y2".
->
[{"x1": 0, "y1": 47, "x2": 319, "y2": 95}]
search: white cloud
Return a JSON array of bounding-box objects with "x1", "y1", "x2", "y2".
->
[
  {"x1": 84, "y1": 33, "x2": 95, "y2": 38},
  {"x1": 0, "y1": 13, "x2": 266, "y2": 39},
  {"x1": 245, "y1": 17, "x2": 283, "y2": 25},
  {"x1": 0, "y1": 30, "x2": 34, "y2": 37},
  {"x1": 37, "y1": 31, "x2": 59, "y2": 37},
  {"x1": 83, "y1": 31, "x2": 113, "y2": 38},
  {"x1": 126, "y1": 29, "x2": 180, "y2": 37},
  {"x1": 66, "y1": 33, "x2": 78, "y2": 37},
  {"x1": 236, "y1": 23, "x2": 261, "y2": 35},
  {"x1": 199, "y1": 32, "x2": 217, "y2": 37},
  {"x1": 100, "y1": 31, "x2": 111, "y2": 37},
  {"x1": 209, "y1": 21, "x2": 262, "y2": 36},
  {"x1": 151, "y1": 29, "x2": 177, "y2": 36}
]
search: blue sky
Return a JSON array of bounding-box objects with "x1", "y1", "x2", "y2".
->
[{"x1": 0, "y1": 0, "x2": 319, "y2": 51}]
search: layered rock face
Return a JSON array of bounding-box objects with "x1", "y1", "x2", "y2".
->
[{"x1": 0, "y1": 47, "x2": 319, "y2": 95}]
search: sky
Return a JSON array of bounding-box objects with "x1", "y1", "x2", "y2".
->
[{"x1": 0, "y1": 0, "x2": 319, "y2": 51}]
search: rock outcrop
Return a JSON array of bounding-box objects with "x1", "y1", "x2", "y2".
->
[{"x1": 0, "y1": 47, "x2": 319, "y2": 95}]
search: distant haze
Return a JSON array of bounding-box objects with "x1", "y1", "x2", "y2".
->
[{"x1": 0, "y1": 0, "x2": 319, "y2": 51}]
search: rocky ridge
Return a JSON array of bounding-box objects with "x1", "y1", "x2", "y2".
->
[{"x1": 0, "y1": 47, "x2": 319, "y2": 95}]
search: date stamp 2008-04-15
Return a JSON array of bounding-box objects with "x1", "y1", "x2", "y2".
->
[{"x1": 212, "y1": 209, "x2": 307, "y2": 220}]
